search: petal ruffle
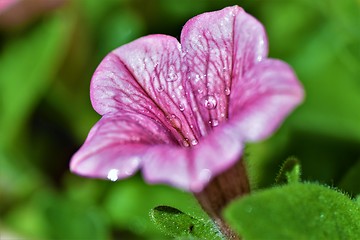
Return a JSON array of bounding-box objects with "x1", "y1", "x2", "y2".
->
[
  {"x1": 229, "y1": 59, "x2": 304, "y2": 141},
  {"x1": 91, "y1": 35, "x2": 200, "y2": 145},
  {"x1": 70, "y1": 113, "x2": 176, "y2": 180},
  {"x1": 70, "y1": 112, "x2": 243, "y2": 192},
  {"x1": 142, "y1": 124, "x2": 243, "y2": 192},
  {"x1": 181, "y1": 6, "x2": 268, "y2": 135}
]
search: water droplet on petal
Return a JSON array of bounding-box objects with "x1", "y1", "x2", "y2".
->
[
  {"x1": 209, "y1": 119, "x2": 219, "y2": 127},
  {"x1": 191, "y1": 139, "x2": 198, "y2": 146},
  {"x1": 167, "y1": 114, "x2": 182, "y2": 130},
  {"x1": 224, "y1": 87, "x2": 231, "y2": 96},
  {"x1": 166, "y1": 66, "x2": 178, "y2": 82},
  {"x1": 156, "y1": 85, "x2": 165, "y2": 92},
  {"x1": 182, "y1": 139, "x2": 190, "y2": 147},
  {"x1": 179, "y1": 104, "x2": 185, "y2": 111},
  {"x1": 203, "y1": 95, "x2": 217, "y2": 109},
  {"x1": 107, "y1": 169, "x2": 119, "y2": 181},
  {"x1": 195, "y1": 74, "x2": 201, "y2": 82}
]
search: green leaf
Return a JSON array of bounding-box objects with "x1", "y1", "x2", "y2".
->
[
  {"x1": 338, "y1": 159, "x2": 360, "y2": 196},
  {"x1": 275, "y1": 157, "x2": 301, "y2": 184},
  {"x1": 104, "y1": 176, "x2": 207, "y2": 238},
  {"x1": 150, "y1": 206, "x2": 223, "y2": 239},
  {"x1": 4, "y1": 190, "x2": 109, "y2": 240},
  {"x1": 224, "y1": 183, "x2": 360, "y2": 239}
]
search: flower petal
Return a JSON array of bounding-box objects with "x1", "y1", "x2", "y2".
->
[
  {"x1": 142, "y1": 124, "x2": 243, "y2": 192},
  {"x1": 91, "y1": 35, "x2": 200, "y2": 145},
  {"x1": 70, "y1": 112, "x2": 176, "y2": 180},
  {"x1": 181, "y1": 6, "x2": 268, "y2": 135},
  {"x1": 0, "y1": 0, "x2": 17, "y2": 13},
  {"x1": 229, "y1": 59, "x2": 304, "y2": 141}
]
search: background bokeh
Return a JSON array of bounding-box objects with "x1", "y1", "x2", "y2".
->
[{"x1": 0, "y1": 0, "x2": 359, "y2": 239}]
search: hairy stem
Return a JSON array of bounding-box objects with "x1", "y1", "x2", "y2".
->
[{"x1": 194, "y1": 159, "x2": 250, "y2": 240}]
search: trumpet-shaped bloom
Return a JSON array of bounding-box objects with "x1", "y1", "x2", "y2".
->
[{"x1": 70, "y1": 6, "x2": 303, "y2": 192}]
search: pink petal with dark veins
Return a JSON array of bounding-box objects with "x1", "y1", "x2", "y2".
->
[
  {"x1": 70, "y1": 113, "x2": 176, "y2": 180},
  {"x1": 228, "y1": 59, "x2": 304, "y2": 141},
  {"x1": 70, "y1": 6, "x2": 304, "y2": 192},
  {"x1": 181, "y1": 6, "x2": 268, "y2": 136},
  {"x1": 142, "y1": 124, "x2": 243, "y2": 191}
]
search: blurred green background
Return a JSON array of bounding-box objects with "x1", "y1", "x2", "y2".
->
[{"x1": 0, "y1": 0, "x2": 359, "y2": 239}]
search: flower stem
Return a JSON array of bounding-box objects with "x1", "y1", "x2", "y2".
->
[{"x1": 194, "y1": 159, "x2": 250, "y2": 240}]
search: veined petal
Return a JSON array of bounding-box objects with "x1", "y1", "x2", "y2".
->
[
  {"x1": 70, "y1": 113, "x2": 176, "y2": 180},
  {"x1": 91, "y1": 35, "x2": 200, "y2": 145},
  {"x1": 142, "y1": 124, "x2": 243, "y2": 192},
  {"x1": 181, "y1": 6, "x2": 268, "y2": 135},
  {"x1": 229, "y1": 59, "x2": 304, "y2": 141}
]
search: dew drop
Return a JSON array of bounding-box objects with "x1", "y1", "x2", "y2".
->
[
  {"x1": 167, "y1": 66, "x2": 178, "y2": 82},
  {"x1": 195, "y1": 74, "x2": 201, "y2": 82},
  {"x1": 224, "y1": 87, "x2": 231, "y2": 96},
  {"x1": 107, "y1": 169, "x2": 119, "y2": 181},
  {"x1": 182, "y1": 139, "x2": 190, "y2": 147},
  {"x1": 179, "y1": 104, "x2": 185, "y2": 111},
  {"x1": 209, "y1": 119, "x2": 219, "y2": 127},
  {"x1": 203, "y1": 95, "x2": 217, "y2": 109},
  {"x1": 167, "y1": 114, "x2": 182, "y2": 130},
  {"x1": 191, "y1": 139, "x2": 198, "y2": 146},
  {"x1": 156, "y1": 85, "x2": 165, "y2": 92}
]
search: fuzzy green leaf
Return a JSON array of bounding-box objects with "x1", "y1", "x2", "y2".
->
[
  {"x1": 275, "y1": 157, "x2": 301, "y2": 184},
  {"x1": 224, "y1": 183, "x2": 360, "y2": 239},
  {"x1": 338, "y1": 159, "x2": 360, "y2": 196},
  {"x1": 150, "y1": 206, "x2": 223, "y2": 239}
]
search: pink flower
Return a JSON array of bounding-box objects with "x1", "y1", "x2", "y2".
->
[{"x1": 70, "y1": 6, "x2": 303, "y2": 192}]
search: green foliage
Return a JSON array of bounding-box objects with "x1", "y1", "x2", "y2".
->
[
  {"x1": 150, "y1": 206, "x2": 223, "y2": 239},
  {"x1": 338, "y1": 159, "x2": 360, "y2": 196},
  {"x1": 103, "y1": 176, "x2": 206, "y2": 238},
  {"x1": 224, "y1": 183, "x2": 360, "y2": 240},
  {"x1": 0, "y1": 13, "x2": 74, "y2": 150},
  {"x1": 275, "y1": 157, "x2": 301, "y2": 184},
  {"x1": 4, "y1": 189, "x2": 109, "y2": 240},
  {"x1": 1, "y1": 0, "x2": 359, "y2": 239}
]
